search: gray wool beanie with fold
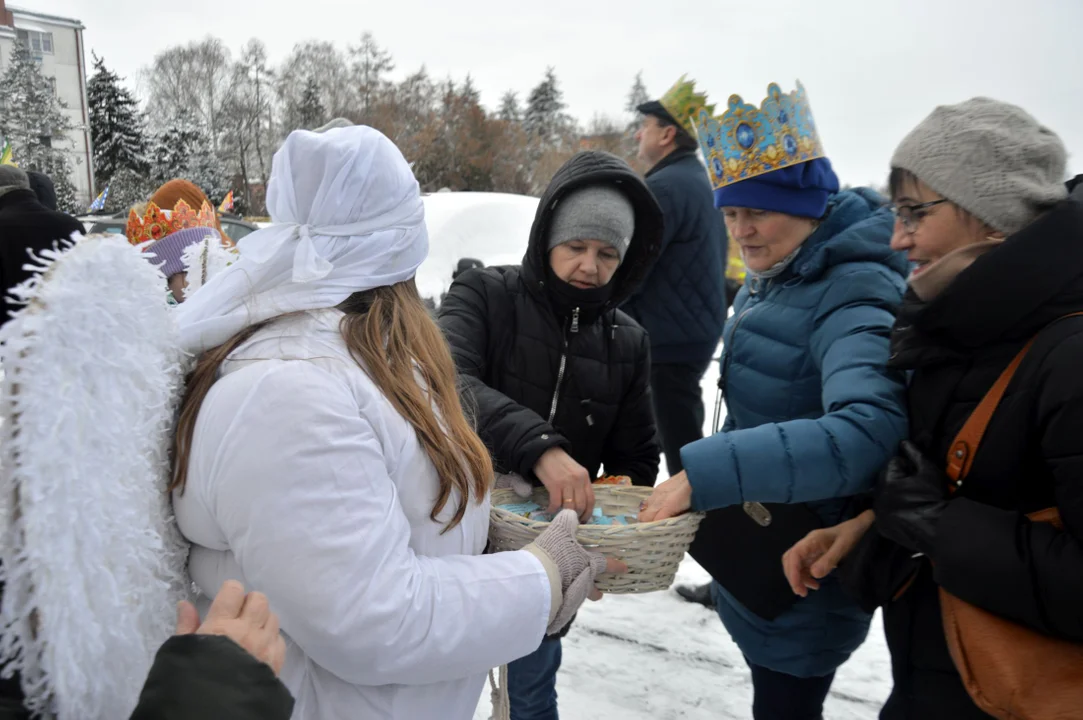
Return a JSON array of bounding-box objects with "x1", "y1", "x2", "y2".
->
[
  {"x1": 547, "y1": 184, "x2": 635, "y2": 261},
  {"x1": 891, "y1": 97, "x2": 1067, "y2": 235}
]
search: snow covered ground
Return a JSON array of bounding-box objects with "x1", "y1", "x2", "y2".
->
[{"x1": 474, "y1": 561, "x2": 892, "y2": 720}]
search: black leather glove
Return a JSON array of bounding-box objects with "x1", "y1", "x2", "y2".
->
[{"x1": 874, "y1": 440, "x2": 950, "y2": 558}]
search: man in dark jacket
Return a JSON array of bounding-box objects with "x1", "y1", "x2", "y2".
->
[
  {"x1": 438, "y1": 151, "x2": 662, "y2": 720},
  {"x1": 0, "y1": 166, "x2": 84, "y2": 326},
  {"x1": 624, "y1": 91, "x2": 727, "y2": 478}
]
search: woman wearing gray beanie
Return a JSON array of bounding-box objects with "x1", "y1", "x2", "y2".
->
[
  {"x1": 439, "y1": 151, "x2": 664, "y2": 719},
  {"x1": 784, "y1": 97, "x2": 1083, "y2": 719}
]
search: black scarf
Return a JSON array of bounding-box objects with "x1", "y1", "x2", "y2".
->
[{"x1": 544, "y1": 268, "x2": 614, "y2": 326}]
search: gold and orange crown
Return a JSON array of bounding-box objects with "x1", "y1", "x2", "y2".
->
[{"x1": 125, "y1": 199, "x2": 218, "y2": 246}]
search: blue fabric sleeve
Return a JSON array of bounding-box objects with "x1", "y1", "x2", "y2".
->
[{"x1": 681, "y1": 268, "x2": 908, "y2": 510}]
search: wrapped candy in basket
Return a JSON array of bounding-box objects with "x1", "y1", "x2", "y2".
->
[{"x1": 488, "y1": 476, "x2": 704, "y2": 594}]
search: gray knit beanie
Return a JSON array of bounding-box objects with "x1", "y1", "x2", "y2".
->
[
  {"x1": 0, "y1": 165, "x2": 30, "y2": 189},
  {"x1": 547, "y1": 185, "x2": 635, "y2": 261},
  {"x1": 891, "y1": 97, "x2": 1067, "y2": 235}
]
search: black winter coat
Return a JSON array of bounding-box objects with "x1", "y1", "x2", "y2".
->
[
  {"x1": 621, "y1": 149, "x2": 728, "y2": 364},
  {"x1": 0, "y1": 635, "x2": 294, "y2": 720},
  {"x1": 438, "y1": 152, "x2": 663, "y2": 488},
  {"x1": 0, "y1": 188, "x2": 83, "y2": 326},
  {"x1": 853, "y1": 198, "x2": 1083, "y2": 719},
  {"x1": 129, "y1": 635, "x2": 294, "y2": 720}
]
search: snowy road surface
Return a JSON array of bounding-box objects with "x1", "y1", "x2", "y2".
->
[{"x1": 473, "y1": 556, "x2": 891, "y2": 719}]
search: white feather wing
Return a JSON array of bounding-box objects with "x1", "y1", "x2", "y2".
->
[{"x1": 0, "y1": 234, "x2": 190, "y2": 719}]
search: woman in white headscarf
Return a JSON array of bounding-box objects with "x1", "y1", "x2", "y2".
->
[{"x1": 170, "y1": 125, "x2": 620, "y2": 720}]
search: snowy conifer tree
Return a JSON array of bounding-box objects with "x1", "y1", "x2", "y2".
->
[
  {"x1": 625, "y1": 72, "x2": 650, "y2": 115},
  {"x1": 524, "y1": 67, "x2": 571, "y2": 147},
  {"x1": 297, "y1": 78, "x2": 326, "y2": 130},
  {"x1": 460, "y1": 74, "x2": 481, "y2": 106},
  {"x1": 0, "y1": 43, "x2": 79, "y2": 212},
  {"x1": 623, "y1": 71, "x2": 652, "y2": 160},
  {"x1": 150, "y1": 109, "x2": 230, "y2": 204},
  {"x1": 87, "y1": 54, "x2": 149, "y2": 192},
  {"x1": 497, "y1": 90, "x2": 521, "y2": 124},
  {"x1": 107, "y1": 167, "x2": 153, "y2": 214},
  {"x1": 349, "y1": 32, "x2": 394, "y2": 123}
]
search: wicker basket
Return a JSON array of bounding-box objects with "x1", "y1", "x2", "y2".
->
[{"x1": 489, "y1": 486, "x2": 704, "y2": 594}]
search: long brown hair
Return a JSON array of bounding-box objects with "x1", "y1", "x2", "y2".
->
[{"x1": 171, "y1": 278, "x2": 493, "y2": 532}]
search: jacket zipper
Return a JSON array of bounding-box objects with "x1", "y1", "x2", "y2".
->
[
  {"x1": 714, "y1": 302, "x2": 754, "y2": 433},
  {"x1": 548, "y1": 308, "x2": 578, "y2": 423}
]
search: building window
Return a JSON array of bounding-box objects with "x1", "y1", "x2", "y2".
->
[
  {"x1": 47, "y1": 77, "x2": 57, "y2": 96},
  {"x1": 15, "y1": 29, "x2": 54, "y2": 55}
]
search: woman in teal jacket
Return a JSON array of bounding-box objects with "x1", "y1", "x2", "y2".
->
[{"x1": 640, "y1": 81, "x2": 909, "y2": 719}]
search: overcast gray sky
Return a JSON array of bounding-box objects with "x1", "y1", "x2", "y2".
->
[{"x1": 30, "y1": 0, "x2": 1083, "y2": 187}]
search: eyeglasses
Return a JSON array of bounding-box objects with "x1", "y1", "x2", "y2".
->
[{"x1": 890, "y1": 198, "x2": 949, "y2": 234}]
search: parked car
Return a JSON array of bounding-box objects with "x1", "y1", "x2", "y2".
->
[{"x1": 78, "y1": 212, "x2": 259, "y2": 243}]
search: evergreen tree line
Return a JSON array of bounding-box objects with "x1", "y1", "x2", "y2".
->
[
  {"x1": 0, "y1": 43, "x2": 81, "y2": 213},
  {"x1": 77, "y1": 34, "x2": 654, "y2": 215}
]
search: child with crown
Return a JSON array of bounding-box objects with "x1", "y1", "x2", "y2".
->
[
  {"x1": 126, "y1": 179, "x2": 235, "y2": 304},
  {"x1": 638, "y1": 80, "x2": 910, "y2": 718}
]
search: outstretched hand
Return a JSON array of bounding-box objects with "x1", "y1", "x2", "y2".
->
[
  {"x1": 175, "y1": 580, "x2": 287, "y2": 676},
  {"x1": 782, "y1": 510, "x2": 875, "y2": 597},
  {"x1": 637, "y1": 471, "x2": 693, "y2": 523}
]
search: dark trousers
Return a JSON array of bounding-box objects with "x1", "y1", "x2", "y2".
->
[
  {"x1": 649, "y1": 359, "x2": 712, "y2": 474},
  {"x1": 507, "y1": 637, "x2": 562, "y2": 720},
  {"x1": 748, "y1": 661, "x2": 836, "y2": 720}
]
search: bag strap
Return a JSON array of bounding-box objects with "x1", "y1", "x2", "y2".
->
[{"x1": 946, "y1": 311, "x2": 1083, "y2": 488}]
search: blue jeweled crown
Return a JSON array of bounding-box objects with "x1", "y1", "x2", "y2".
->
[{"x1": 693, "y1": 81, "x2": 827, "y2": 192}]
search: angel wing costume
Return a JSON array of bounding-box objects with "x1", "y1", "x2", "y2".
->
[{"x1": 0, "y1": 231, "x2": 231, "y2": 719}]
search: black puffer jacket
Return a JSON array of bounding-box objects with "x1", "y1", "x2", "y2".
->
[
  {"x1": 438, "y1": 152, "x2": 663, "y2": 487},
  {"x1": 852, "y1": 198, "x2": 1083, "y2": 719}
]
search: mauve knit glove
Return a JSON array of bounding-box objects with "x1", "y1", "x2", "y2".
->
[
  {"x1": 494, "y1": 472, "x2": 533, "y2": 499},
  {"x1": 525, "y1": 510, "x2": 608, "y2": 635}
]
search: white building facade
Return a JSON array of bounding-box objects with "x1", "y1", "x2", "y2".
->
[{"x1": 0, "y1": 0, "x2": 94, "y2": 206}]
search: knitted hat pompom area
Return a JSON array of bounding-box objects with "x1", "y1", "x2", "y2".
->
[{"x1": 891, "y1": 97, "x2": 1068, "y2": 235}]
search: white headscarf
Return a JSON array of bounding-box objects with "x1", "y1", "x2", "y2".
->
[{"x1": 176, "y1": 125, "x2": 428, "y2": 353}]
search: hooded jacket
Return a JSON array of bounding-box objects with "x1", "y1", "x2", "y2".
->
[
  {"x1": 682, "y1": 188, "x2": 910, "y2": 677},
  {"x1": 438, "y1": 152, "x2": 664, "y2": 487}
]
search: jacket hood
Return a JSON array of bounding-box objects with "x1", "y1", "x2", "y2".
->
[
  {"x1": 1069, "y1": 174, "x2": 1083, "y2": 201},
  {"x1": 779, "y1": 187, "x2": 908, "y2": 284},
  {"x1": 27, "y1": 171, "x2": 58, "y2": 211},
  {"x1": 521, "y1": 151, "x2": 663, "y2": 310}
]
